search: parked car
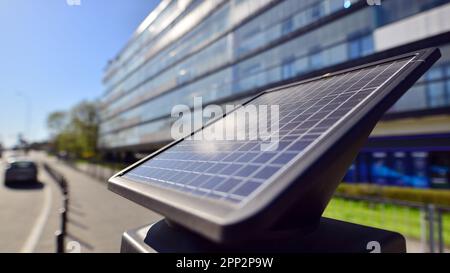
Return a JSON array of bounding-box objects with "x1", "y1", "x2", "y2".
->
[{"x1": 4, "y1": 159, "x2": 38, "y2": 184}]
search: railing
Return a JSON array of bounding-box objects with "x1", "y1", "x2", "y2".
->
[
  {"x1": 324, "y1": 194, "x2": 450, "y2": 253},
  {"x1": 63, "y1": 160, "x2": 121, "y2": 183},
  {"x1": 42, "y1": 163, "x2": 70, "y2": 253}
]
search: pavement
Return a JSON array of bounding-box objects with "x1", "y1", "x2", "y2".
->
[{"x1": 0, "y1": 151, "x2": 161, "y2": 253}]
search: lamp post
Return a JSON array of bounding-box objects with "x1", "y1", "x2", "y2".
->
[{"x1": 16, "y1": 91, "x2": 32, "y2": 143}]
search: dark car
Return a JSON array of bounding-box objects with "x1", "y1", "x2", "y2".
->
[{"x1": 4, "y1": 159, "x2": 38, "y2": 184}]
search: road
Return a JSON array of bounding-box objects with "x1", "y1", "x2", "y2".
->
[{"x1": 0, "y1": 151, "x2": 161, "y2": 253}]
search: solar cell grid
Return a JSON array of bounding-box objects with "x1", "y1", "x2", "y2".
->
[{"x1": 124, "y1": 57, "x2": 413, "y2": 204}]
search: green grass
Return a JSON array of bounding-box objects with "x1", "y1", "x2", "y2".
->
[
  {"x1": 336, "y1": 183, "x2": 450, "y2": 207},
  {"x1": 323, "y1": 198, "x2": 450, "y2": 246}
]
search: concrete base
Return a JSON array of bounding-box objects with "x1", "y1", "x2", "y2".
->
[{"x1": 121, "y1": 217, "x2": 406, "y2": 253}]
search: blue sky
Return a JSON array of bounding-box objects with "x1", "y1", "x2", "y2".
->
[{"x1": 0, "y1": 0, "x2": 159, "y2": 147}]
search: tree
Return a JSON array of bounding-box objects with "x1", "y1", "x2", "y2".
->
[
  {"x1": 70, "y1": 101, "x2": 99, "y2": 159},
  {"x1": 47, "y1": 111, "x2": 68, "y2": 137},
  {"x1": 47, "y1": 100, "x2": 99, "y2": 159}
]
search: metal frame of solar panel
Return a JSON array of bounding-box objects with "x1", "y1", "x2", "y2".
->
[{"x1": 108, "y1": 48, "x2": 440, "y2": 244}]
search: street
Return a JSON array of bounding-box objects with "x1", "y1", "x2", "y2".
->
[{"x1": 0, "y1": 151, "x2": 161, "y2": 253}]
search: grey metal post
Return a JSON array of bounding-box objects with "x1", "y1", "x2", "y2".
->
[
  {"x1": 428, "y1": 204, "x2": 435, "y2": 253},
  {"x1": 437, "y1": 209, "x2": 444, "y2": 253},
  {"x1": 55, "y1": 230, "x2": 65, "y2": 253},
  {"x1": 420, "y1": 206, "x2": 427, "y2": 252}
]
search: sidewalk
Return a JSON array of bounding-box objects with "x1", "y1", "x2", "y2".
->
[{"x1": 36, "y1": 153, "x2": 161, "y2": 253}]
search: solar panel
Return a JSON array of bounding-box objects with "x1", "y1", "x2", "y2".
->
[
  {"x1": 123, "y1": 59, "x2": 410, "y2": 204},
  {"x1": 109, "y1": 48, "x2": 440, "y2": 243}
]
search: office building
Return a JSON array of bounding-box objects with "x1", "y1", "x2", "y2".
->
[{"x1": 99, "y1": 0, "x2": 450, "y2": 188}]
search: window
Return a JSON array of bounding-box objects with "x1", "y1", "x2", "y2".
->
[
  {"x1": 393, "y1": 61, "x2": 450, "y2": 113},
  {"x1": 237, "y1": 63, "x2": 262, "y2": 91},
  {"x1": 394, "y1": 85, "x2": 427, "y2": 111},
  {"x1": 445, "y1": 64, "x2": 450, "y2": 77},
  {"x1": 348, "y1": 34, "x2": 374, "y2": 59},
  {"x1": 446, "y1": 80, "x2": 450, "y2": 104},
  {"x1": 375, "y1": 0, "x2": 449, "y2": 27},
  {"x1": 427, "y1": 82, "x2": 446, "y2": 108},
  {"x1": 356, "y1": 153, "x2": 370, "y2": 182},
  {"x1": 281, "y1": 17, "x2": 294, "y2": 36},
  {"x1": 310, "y1": 51, "x2": 323, "y2": 69},
  {"x1": 242, "y1": 26, "x2": 260, "y2": 40},
  {"x1": 328, "y1": 44, "x2": 347, "y2": 65},
  {"x1": 360, "y1": 35, "x2": 374, "y2": 56},
  {"x1": 329, "y1": 0, "x2": 344, "y2": 13},
  {"x1": 310, "y1": 3, "x2": 322, "y2": 20},
  {"x1": 370, "y1": 152, "x2": 389, "y2": 185},
  {"x1": 429, "y1": 152, "x2": 450, "y2": 188},
  {"x1": 410, "y1": 152, "x2": 429, "y2": 188},
  {"x1": 349, "y1": 40, "x2": 361, "y2": 59},
  {"x1": 427, "y1": 67, "x2": 444, "y2": 81},
  {"x1": 281, "y1": 57, "x2": 295, "y2": 80},
  {"x1": 294, "y1": 57, "x2": 308, "y2": 75},
  {"x1": 310, "y1": 53, "x2": 322, "y2": 69},
  {"x1": 241, "y1": 63, "x2": 260, "y2": 78},
  {"x1": 419, "y1": 0, "x2": 447, "y2": 11}
]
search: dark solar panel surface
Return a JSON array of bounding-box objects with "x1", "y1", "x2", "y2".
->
[{"x1": 123, "y1": 57, "x2": 413, "y2": 204}]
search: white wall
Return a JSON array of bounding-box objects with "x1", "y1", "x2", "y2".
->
[{"x1": 374, "y1": 3, "x2": 450, "y2": 52}]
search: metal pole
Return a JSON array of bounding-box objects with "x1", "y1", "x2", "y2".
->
[
  {"x1": 420, "y1": 206, "x2": 427, "y2": 252},
  {"x1": 60, "y1": 208, "x2": 67, "y2": 235},
  {"x1": 55, "y1": 230, "x2": 64, "y2": 253},
  {"x1": 55, "y1": 208, "x2": 67, "y2": 253},
  {"x1": 437, "y1": 209, "x2": 444, "y2": 253},
  {"x1": 428, "y1": 204, "x2": 435, "y2": 253}
]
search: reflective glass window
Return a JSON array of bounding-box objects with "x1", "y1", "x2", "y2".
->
[{"x1": 427, "y1": 82, "x2": 446, "y2": 107}]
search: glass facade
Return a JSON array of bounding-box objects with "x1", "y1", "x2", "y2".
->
[
  {"x1": 345, "y1": 150, "x2": 450, "y2": 189},
  {"x1": 390, "y1": 45, "x2": 450, "y2": 112},
  {"x1": 99, "y1": 0, "x2": 450, "y2": 150}
]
